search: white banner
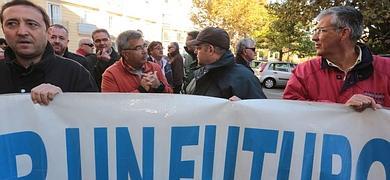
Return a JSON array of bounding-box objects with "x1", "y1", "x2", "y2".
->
[{"x1": 0, "y1": 93, "x2": 389, "y2": 180}]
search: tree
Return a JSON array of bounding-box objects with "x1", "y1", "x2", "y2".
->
[
  {"x1": 191, "y1": 0, "x2": 270, "y2": 47},
  {"x1": 267, "y1": 0, "x2": 390, "y2": 55},
  {"x1": 258, "y1": 0, "x2": 319, "y2": 60}
]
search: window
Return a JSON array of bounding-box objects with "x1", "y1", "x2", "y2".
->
[
  {"x1": 176, "y1": 32, "x2": 181, "y2": 42},
  {"x1": 108, "y1": 16, "x2": 113, "y2": 28},
  {"x1": 290, "y1": 63, "x2": 297, "y2": 69},
  {"x1": 48, "y1": 3, "x2": 61, "y2": 25},
  {"x1": 163, "y1": 31, "x2": 169, "y2": 41},
  {"x1": 274, "y1": 63, "x2": 289, "y2": 72},
  {"x1": 81, "y1": 11, "x2": 90, "y2": 23}
]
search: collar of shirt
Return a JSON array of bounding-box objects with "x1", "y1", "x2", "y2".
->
[
  {"x1": 151, "y1": 56, "x2": 169, "y2": 67},
  {"x1": 326, "y1": 45, "x2": 362, "y2": 73},
  {"x1": 120, "y1": 58, "x2": 145, "y2": 77}
]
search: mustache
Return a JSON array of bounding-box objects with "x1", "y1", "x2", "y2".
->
[{"x1": 16, "y1": 38, "x2": 32, "y2": 43}]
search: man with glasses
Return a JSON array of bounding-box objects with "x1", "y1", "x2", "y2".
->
[
  {"x1": 47, "y1": 24, "x2": 90, "y2": 71},
  {"x1": 147, "y1": 41, "x2": 173, "y2": 86},
  {"x1": 86, "y1": 28, "x2": 120, "y2": 91},
  {"x1": 189, "y1": 27, "x2": 266, "y2": 100},
  {"x1": 235, "y1": 38, "x2": 256, "y2": 73},
  {"x1": 283, "y1": 6, "x2": 390, "y2": 111},
  {"x1": 76, "y1": 38, "x2": 94, "y2": 57},
  {"x1": 101, "y1": 30, "x2": 172, "y2": 93}
]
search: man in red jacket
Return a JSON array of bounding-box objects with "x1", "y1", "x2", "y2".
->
[
  {"x1": 283, "y1": 6, "x2": 390, "y2": 112},
  {"x1": 101, "y1": 30, "x2": 172, "y2": 93}
]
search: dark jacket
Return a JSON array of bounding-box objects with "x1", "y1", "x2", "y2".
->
[
  {"x1": 86, "y1": 48, "x2": 120, "y2": 91},
  {"x1": 0, "y1": 44, "x2": 98, "y2": 94},
  {"x1": 235, "y1": 55, "x2": 254, "y2": 73},
  {"x1": 193, "y1": 51, "x2": 267, "y2": 99},
  {"x1": 168, "y1": 52, "x2": 184, "y2": 87},
  {"x1": 63, "y1": 48, "x2": 91, "y2": 72},
  {"x1": 182, "y1": 47, "x2": 198, "y2": 93}
]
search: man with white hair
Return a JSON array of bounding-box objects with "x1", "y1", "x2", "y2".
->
[
  {"x1": 283, "y1": 6, "x2": 390, "y2": 111},
  {"x1": 76, "y1": 38, "x2": 94, "y2": 57},
  {"x1": 235, "y1": 38, "x2": 256, "y2": 73}
]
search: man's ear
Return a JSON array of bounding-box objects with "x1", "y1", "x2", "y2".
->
[
  {"x1": 340, "y1": 27, "x2": 352, "y2": 41},
  {"x1": 242, "y1": 49, "x2": 247, "y2": 56},
  {"x1": 208, "y1": 45, "x2": 214, "y2": 54}
]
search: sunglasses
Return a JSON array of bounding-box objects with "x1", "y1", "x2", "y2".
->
[
  {"x1": 246, "y1": 47, "x2": 256, "y2": 52},
  {"x1": 83, "y1": 43, "x2": 94, "y2": 47}
]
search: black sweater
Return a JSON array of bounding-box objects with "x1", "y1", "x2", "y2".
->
[{"x1": 0, "y1": 43, "x2": 98, "y2": 94}]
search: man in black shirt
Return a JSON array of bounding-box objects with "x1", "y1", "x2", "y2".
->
[
  {"x1": 189, "y1": 27, "x2": 266, "y2": 100},
  {"x1": 86, "y1": 29, "x2": 120, "y2": 91},
  {"x1": 47, "y1": 24, "x2": 91, "y2": 72},
  {"x1": 0, "y1": 0, "x2": 97, "y2": 105}
]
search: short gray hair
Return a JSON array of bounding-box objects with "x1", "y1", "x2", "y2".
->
[
  {"x1": 78, "y1": 38, "x2": 93, "y2": 46},
  {"x1": 116, "y1": 30, "x2": 143, "y2": 53},
  {"x1": 316, "y1": 6, "x2": 363, "y2": 42},
  {"x1": 235, "y1": 38, "x2": 255, "y2": 56}
]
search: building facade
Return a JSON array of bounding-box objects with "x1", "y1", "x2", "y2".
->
[{"x1": 0, "y1": 0, "x2": 194, "y2": 52}]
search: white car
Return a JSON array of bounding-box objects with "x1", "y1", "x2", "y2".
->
[{"x1": 256, "y1": 62, "x2": 297, "y2": 89}]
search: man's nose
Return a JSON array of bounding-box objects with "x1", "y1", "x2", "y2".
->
[
  {"x1": 311, "y1": 33, "x2": 319, "y2": 42},
  {"x1": 16, "y1": 24, "x2": 29, "y2": 36}
]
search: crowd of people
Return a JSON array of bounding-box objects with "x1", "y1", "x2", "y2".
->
[{"x1": 0, "y1": 0, "x2": 389, "y2": 112}]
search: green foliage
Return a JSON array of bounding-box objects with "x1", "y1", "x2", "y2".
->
[
  {"x1": 267, "y1": 0, "x2": 390, "y2": 55},
  {"x1": 190, "y1": 0, "x2": 389, "y2": 58}
]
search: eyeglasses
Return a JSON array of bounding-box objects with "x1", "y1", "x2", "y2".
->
[
  {"x1": 82, "y1": 43, "x2": 94, "y2": 47},
  {"x1": 312, "y1": 26, "x2": 344, "y2": 35},
  {"x1": 123, "y1": 44, "x2": 148, "y2": 51},
  {"x1": 153, "y1": 46, "x2": 163, "y2": 50},
  {"x1": 246, "y1": 47, "x2": 256, "y2": 52}
]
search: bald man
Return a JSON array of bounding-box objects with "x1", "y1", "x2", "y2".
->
[{"x1": 76, "y1": 38, "x2": 95, "y2": 57}]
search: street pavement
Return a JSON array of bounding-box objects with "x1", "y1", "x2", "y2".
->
[{"x1": 263, "y1": 88, "x2": 284, "y2": 99}]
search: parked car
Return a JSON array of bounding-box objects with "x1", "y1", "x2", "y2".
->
[{"x1": 256, "y1": 62, "x2": 297, "y2": 89}]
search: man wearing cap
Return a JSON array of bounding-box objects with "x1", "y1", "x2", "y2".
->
[{"x1": 190, "y1": 27, "x2": 266, "y2": 100}]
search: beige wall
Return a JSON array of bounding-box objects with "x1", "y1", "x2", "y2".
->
[
  {"x1": 0, "y1": 0, "x2": 194, "y2": 53},
  {"x1": 0, "y1": 0, "x2": 87, "y2": 51}
]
